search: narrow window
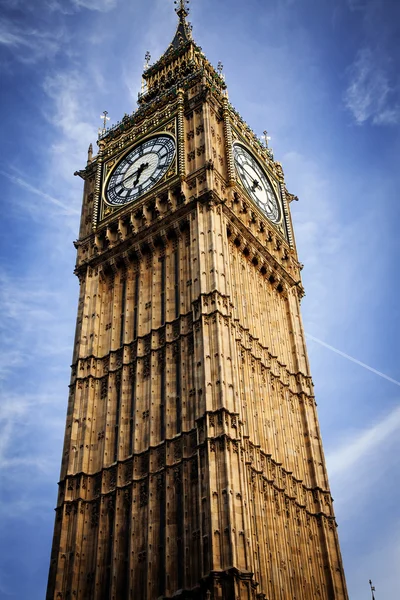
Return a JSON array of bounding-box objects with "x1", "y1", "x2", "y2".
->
[
  {"x1": 176, "y1": 474, "x2": 184, "y2": 588},
  {"x1": 123, "y1": 490, "x2": 131, "y2": 598},
  {"x1": 158, "y1": 475, "x2": 166, "y2": 597},
  {"x1": 104, "y1": 496, "x2": 115, "y2": 597},
  {"x1": 174, "y1": 248, "x2": 180, "y2": 319},
  {"x1": 120, "y1": 277, "x2": 127, "y2": 347},
  {"x1": 114, "y1": 374, "x2": 122, "y2": 463},
  {"x1": 160, "y1": 355, "x2": 166, "y2": 440},
  {"x1": 129, "y1": 367, "x2": 136, "y2": 456},
  {"x1": 133, "y1": 272, "x2": 140, "y2": 340},
  {"x1": 160, "y1": 255, "x2": 166, "y2": 326},
  {"x1": 175, "y1": 343, "x2": 181, "y2": 434}
]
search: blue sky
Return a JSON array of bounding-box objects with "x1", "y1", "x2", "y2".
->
[{"x1": 0, "y1": 0, "x2": 399, "y2": 598}]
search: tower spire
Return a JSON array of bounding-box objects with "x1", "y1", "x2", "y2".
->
[
  {"x1": 169, "y1": 0, "x2": 192, "y2": 49},
  {"x1": 174, "y1": 0, "x2": 189, "y2": 19}
]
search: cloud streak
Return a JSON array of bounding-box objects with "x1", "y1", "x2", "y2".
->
[
  {"x1": 306, "y1": 333, "x2": 400, "y2": 387},
  {"x1": 344, "y1": 47, "x2": 400, "y2": 126},
  {"x1": 327, "y1": 405, "x2": 400, "y2": 477},
  {"x1": 1, "y1": 169, "x2": 80, "y2": 216},
  {"x1": 71, "y1": 0, "x2": 117, "y2": 12},
  {"x1": 0, "y1": 17, "x2": 65, "y2": 63}
]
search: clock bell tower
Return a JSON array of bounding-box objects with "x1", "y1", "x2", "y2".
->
[{"x1": 47, "y1": 2, "x2": 348, "y2": 599}]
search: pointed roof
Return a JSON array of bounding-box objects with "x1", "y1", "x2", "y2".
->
[
  {"x1": 98, "y1": 0, "x2": 226, "y2": 140},
  {"x1": 170, "y1": 0, "x2": 192, "y2": 51},
  {"x1": 143, "y1": 0, "x2": 194, "y2": 78}
]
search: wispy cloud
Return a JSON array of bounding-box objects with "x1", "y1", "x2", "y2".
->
[
  {"x1": 346, "y1": 0, "x2": 369, "y2": 11},
  {"x1": 0, "y1": 269, "x2": 73, "y2": 508},
  {"x1": 71, "y1": 0, "x2": 118, "y2": 11},
  {"x1": 0, "y1": 18, "x2": 65, "y2": 63},
  {"x1": 344, "y1": 47, "x2": 400, "y2": 125},
  {"x1": 1, "y1": 169, "x2": 79, "y2": 216},
  {"x1": 327, "y1": 405, "x2": 400, "y2": 478},
  {"x1": 0, "y1": 390, "x2": 65, "y2": 524},
  {"x1": 43, "y1": 70, "x2": 98, "y2": 181},
  {"x1": 0, "y1": 269, "x2": 75, "y2": 383}
]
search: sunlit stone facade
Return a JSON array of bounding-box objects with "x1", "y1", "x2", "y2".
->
[{"x1": 47, "y1": 5, "x2": 348, "y2": 599}]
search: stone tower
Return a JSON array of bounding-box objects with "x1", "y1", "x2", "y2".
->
[{"x1": 47, "y1": 3, "x2": 348, "y2": 599}]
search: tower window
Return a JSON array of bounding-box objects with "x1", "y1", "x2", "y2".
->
[
  {"x1": 129, "y1": 366, "x2": 136, "y2": 456},
  {"x1": 160, "y1": 255, "x2": 166, "y2": 326},
  {"x1": 133, "y1": 272, "x2": 140, "y2": 340},
  {"x1": 174, "y1": 248, "x2": 180, "y2": 319},
  {"x1": 114, "y1": 373, "x2": 122, "y2": 463},
  {"x1": 120, "y1": 276, "x2": 127, "y2": 347}
]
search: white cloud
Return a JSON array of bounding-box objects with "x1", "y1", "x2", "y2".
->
[
  {"x1": 327, "y1": 404, "x2": 400, "y2": 478},
  {"x1": 0, "y1": 18, "x2": 65, "y2": 63},
  {"x1": 43, "y1": 71, "x2": 97, "y2": 142},
  {"x1": 0, "y1": 270, "x2": 73, "y2": 374},
  {"x1": 0, "y1": 270, "x2": 72, "y2": 500},
  {"x1": 1, "y1": 169, "x2": 79, "y2": 216},
  {"x1": 0, "y1": 390, "x2": 64, "y2": 524},
  {"x1": 346, "y1": 0, "x2": 369, "y2": 10},
  {"x1": 344, "y1": 47, "x2": 400, "y2": 126},
  {"x1": 42, "y1": 69, "x2": 98, "y2": 206},
  {"x1": 71, "y1": 0, "x2": 117, "y2": 11},
  {"x1": 283, "y1": 151, "x2": 354, "y2": 336}
]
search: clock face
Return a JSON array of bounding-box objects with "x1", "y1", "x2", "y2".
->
[
  {"x1": 233, "y1": 143, "x2": 281, "y2": 224},
  {"x1": 105, "y1": 134, "x2": 176, "y2": 206}
]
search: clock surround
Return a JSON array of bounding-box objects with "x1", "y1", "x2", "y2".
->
[
  {"x1": 104, "y1": 133, "x2": 176, "y2": 207},
  {"x1": 233, "y1": 142, "x2": 282, "y2": 225}
]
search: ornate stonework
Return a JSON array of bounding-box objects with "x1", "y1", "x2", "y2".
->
[{"x1": 47, "y1": 5, "x2": 348, "y2": 600}]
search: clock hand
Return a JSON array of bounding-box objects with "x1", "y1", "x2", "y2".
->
[
  {"x1": 251, "y1": 179, "x2": 261, "y2": 192},
  {"x1": 107, "y1": 168, "x2": 140, "y2": 196},
  {"x1": 108, "y1": 162, "x2": 150, "y2": 196},
  {"x1": 240, "y1": 164, "x2": 260, "y2": 190},
  {"x1": 133, "y1": 162, "x2": 149, "y2": 187},
  {"x1": 108, "y1": 171, "x2": 138, "y2": 193}
]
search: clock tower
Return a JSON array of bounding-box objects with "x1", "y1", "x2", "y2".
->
[{"x1": 47, "y1": 3, "x2": 348, "y2": 599}]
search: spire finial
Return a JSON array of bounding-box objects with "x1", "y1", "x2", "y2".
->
[
  {"x1": 174, "y1": 0, "x2": 189, "y2": 17},
  {"x1": 87, "y1": 143, "x2": 93, "y2": 165},
  {"x1": 144, "y1": 51, "x2": 151, "y2": 69}
]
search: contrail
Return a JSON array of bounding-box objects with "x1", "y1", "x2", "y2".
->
[{"x1": 306, "y1": 333, "x2": 400, "y2": 387}]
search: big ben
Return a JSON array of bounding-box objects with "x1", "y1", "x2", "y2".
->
[{"x1": 46, "y1": 2, "x2": 348, "y2": 599}]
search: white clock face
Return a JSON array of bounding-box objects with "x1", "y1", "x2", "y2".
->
[
  {"x1": 105, "y1": 135, "x2": 176, "y2": 206},
  {"x1": 233, "y1": 143, "x2": 281, "y2": 224}
]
